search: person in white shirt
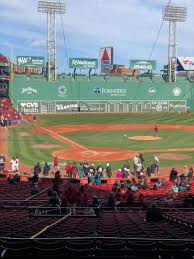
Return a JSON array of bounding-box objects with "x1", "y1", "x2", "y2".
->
[
  {"x1": 136, "y1": 162, "x2": 143, "y2": 177},
  {"x1": 10, "y1": 157, "x2": 17, "y2": 173},
  {"x1": 133, "y1": 154, "x2": 139, "y2": 176},
  {"x1": 15, "y1": 157, "x2": 20, "y2": 172},
  {"x1": 153, "y1": 155, "x2": 160, "y2": 173}
]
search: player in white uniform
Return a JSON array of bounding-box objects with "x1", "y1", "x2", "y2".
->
[
  {"x1": 15, "y1": 157, "x2": 20, "y2": 172},
  {"x1": 10, "y1": 157, "x2": 17, "y2": 173}
]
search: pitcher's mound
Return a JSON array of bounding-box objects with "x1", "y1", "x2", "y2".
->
[{"x1": 128, "y1": 136, "x2": 161, "y2": 141}]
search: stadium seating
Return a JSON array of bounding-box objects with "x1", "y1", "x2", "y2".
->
[{"x1": 0, "y1": 97, "x2": 22, "y2": 125}]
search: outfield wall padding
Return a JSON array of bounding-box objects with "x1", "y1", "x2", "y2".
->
[{"x1": 9, "y1": 76, "x2": 194, "y2": 113}]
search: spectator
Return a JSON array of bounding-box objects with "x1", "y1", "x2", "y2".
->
[
  {"x1": 188, "y1": 166, "x2": 193, "y2": 180},
  {"x1": 43, "y1": 162, "x2": 51, "y2": 176},
  {"x1": 107, "y1": 192, "x2": 116, "y2": 209},
  {"x1": 91, "y1": 196, "x2": 101, "y2": 217},
  {"x1": 150, "y1": 161, "x2": 156, "y2": 175},
  {"x1": 96, "y1": 163, "x2": 103, "y2": 176},
  {"x1": 30, "y1": 184, "x2": 39, "y2": 195},
  {"x1": 48, "y1": 191, "x2": 61, "y2": 214},
  {"x1": 182, "y1": 165, "x2": 189, "y2": 177},
  {"x1": 153, "y1": 155, "x2": 160, "y2": 173},
  {"x1": 7, "y1": 173, "x2": 20, "y2": 184},
  {"x1": 130, "y1": 180, "x2": 138, "y2": 192},
  {"x1": 106, "y1": 163, "x2": 112, "y2": 178},
  {"x1": 90, "y1": 163, "x2": 96, "y2": 174},
  {"x1": 125, "y1": 190, "x2": 134, "y2": 205},
  {"x1": 53, "y1": 157, "x2": 59, "y2": 170},
  {"x1": 94, "y1": 173, "x2": 101, "y2": 185},
  {"x1": 146, "y1": 164, "x2": 151, "y2": 177},
  {"x1": 78, "y1": 163, "x2": 84, "y2": 178},
  {"x1": 83, "y1": 161, "x2": 90, "y2": 176},
  {"x1": 65, "y1": 162, "x2": 72, "y2": 178},
  {"x1": 0, "y1": 154, "x2": 5, "y2": 172},
  {"x1": 54, "y1": 170, "x2": 61, "y2": 184},
  {"x1": 146, "y1": 203, "x2": 163, "y2": 222},
  {"x1": 161, "y1": 178, "x2": 168, "y2": 187},
  {"x1": 72, "y1": 162, "x2": 78, "y2": 178},
  {"x1": 34, "y1": 162, "x2": 41, "y2": 176},
  {"x1": 139, "y1": 153, "x2": 145, "y2": 164},
  {"x1": 112, "y1": 180, "x2": 120, "y2": 193},
  {"x1": 15, "y1": 157, "x2": 19, "y2": 172},
  {"x1": 30, "y1": 174, "x2": 39, "y2": 187},
  {"x1": 88, "y1": 169, "x2": 94, "y2": 184},
  {"x1": 169, "y1": 168, "x2": 178, "y2": 182},
  {"x1": 133, "y1": 154, "x2": 139, "y2": 175},
  {"x1": 116, "y1": 169, "x2": 124, "y2": 178},
  {"x1": 10, "y1": 157, "x2": 17, "y2": 173},
  {"x1": 170, "y1": 183, "x2": 179, "y2": 193},
  {"x1": 136, "y1": 162, "x2": 143, "y2": 178}
]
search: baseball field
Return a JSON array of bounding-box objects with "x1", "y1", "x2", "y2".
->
[{"x1": 6, "y1": 113, "x2": 194, "y2": 172}]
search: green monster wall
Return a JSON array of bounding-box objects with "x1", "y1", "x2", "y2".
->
[{"x1": 9, "y1": 75, "x2": 194, "y2": 113}]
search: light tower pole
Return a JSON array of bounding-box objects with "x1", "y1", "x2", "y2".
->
[
  {"x1": 162, "y1": 5, "x2": 187, "y2": 83},
  {"x1": 38, "y1": 0, "x2": 65, "y2": 81}
]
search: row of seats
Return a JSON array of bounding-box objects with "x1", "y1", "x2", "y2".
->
[{"x1": 1, "y1": 238, "x2": 194, "y2": 258}]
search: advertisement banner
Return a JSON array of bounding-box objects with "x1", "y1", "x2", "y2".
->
[
  {"x1": 56, "y1": 101, "x2": 78, "y2": 112},
  {"x1": 69, "y1": 58, "x2": 98, "y2": 69},
  {"x1": 16, "y1": 56, "x2": 45, "y2": 68},
  {"x1": 100, "y1": 47, "x2": 113, "y2": 73},
  {"x1": 130, "y1": 60, "x2": 156, "y2": 70},
  {"x1": 177, "y1": 57, "x2": 194, "y2": 71},
  {"x1": 17, "y1": 101, "x2": 41, "y2": 113}
]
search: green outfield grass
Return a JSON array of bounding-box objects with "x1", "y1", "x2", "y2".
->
[
  {"x1": 64, "y1": 129, "x2": 194, "y2": 150},
  {"x1": 8, "y1": 113, "x2": 194, "y2": 170},
  {"x1": 8, "y1": 125, "x2": 69, "y2": 167},
  {"x1": 39, "y1": 113, "x2": 194, "y2": 126}
]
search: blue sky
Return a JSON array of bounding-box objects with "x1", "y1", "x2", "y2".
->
[{"x1": 0, "y1": 0, "x2": 193, "y2": 73}]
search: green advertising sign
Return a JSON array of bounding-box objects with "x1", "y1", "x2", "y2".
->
[
  {"x1": 69, "y1": 58, "x2": 98, "y2": 69},
  {"x1": 16, "y1": 56, "x2": 45, "y2": 67},
  {"x1": 130, "y1": 59, "x2": 156, "y2": 70}
]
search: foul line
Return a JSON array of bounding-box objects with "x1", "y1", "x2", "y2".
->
[{"x1": 39, "y1": 126, "x2": 89, "y2": 151}]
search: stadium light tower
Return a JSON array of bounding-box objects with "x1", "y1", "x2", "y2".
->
[
  {"x1": 162, "y1": 5, "x2": 187, "y2": 83},
  {"x1": 38, "y1": 0, "x2": 66, "y2": 81}
]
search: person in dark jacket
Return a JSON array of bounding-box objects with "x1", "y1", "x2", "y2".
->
[
  {"x1": 107, "y1": 192, "x2": 116, "y2": 209},
  {"x1": 106, "y1": 163, "x2": 112, "y2": 178},
  {"x1": 43, "y1": 162, "x2": 51, "y2": 176},
  {"x1": 91, "y1": 196, "x2": 101, "y2": 217},
  {"x1": 48, "y1": 191, "x2": 61, "y2": 214},
  {"x1": 146, "y1": 203, "x2": 163, "y2": 222},
  {"x1": 34, "y1": 162, "x2": 41, "y2": 176},
  {"x1": 169, "y1": 168, "x2": 178, "y2": 182}
]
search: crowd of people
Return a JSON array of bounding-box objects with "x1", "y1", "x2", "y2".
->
[
  {"x1": 0, "y1": 97, "x2": 23, "y2": 127},
  {"x1": 30, "y1": 153, "x2": 160, "y2": 181},
  {"x1": 1, "y1": 154, "x2": 194, "y2": 222},
  {"x1": 29, "y1": 168, "x2": 194, "y2": 222}
]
